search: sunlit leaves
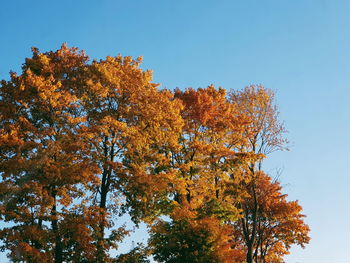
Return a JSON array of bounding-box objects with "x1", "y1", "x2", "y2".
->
[{"x1": 0, "y1": 45, "x2": 309, "y2": 263}]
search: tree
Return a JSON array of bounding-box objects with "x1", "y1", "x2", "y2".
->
[
  {"x1": 226, "y1": 85, "x2": 309, "y2": 263},
  {"x1": 81, "y1": 55, "x2": 183, "y2": 262},
  {"x1": 230, "y1": 173, "x2": 310, "y2": 263},
  {"x1": 149, "y1": 86, "x2": 253, "y2": 263},
  {"x1": 150, "y1": 217, "x2": 234, "y2": 263},
  {"x1": 229, "y1": 85, "x2": 288, "y2": 160},
  {"x1": 0, "y1": 45, "x2": 183, "y2": 262},
  {"x1": 0, "y1": 46, "x2": 310, "y2": 263},
  {"x1": 0, "y1": 44, "x2": 101, "y2": 262}
]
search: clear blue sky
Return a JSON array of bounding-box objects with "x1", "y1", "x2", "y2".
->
[{"x1": 1, "y1": 0, "x2": 350, "y2": 262}]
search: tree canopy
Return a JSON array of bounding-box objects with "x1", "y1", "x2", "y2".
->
[{"x1": 0, "y1": 45, "x2": 309, "y2": 263}]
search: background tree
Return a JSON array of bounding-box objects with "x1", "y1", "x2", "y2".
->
[
  {"x1": 226, "y1": 85, "x2": 309, "y2": 263},
  {"x1": 149, "y1": 86, "x2": 254, "y2": 263}
]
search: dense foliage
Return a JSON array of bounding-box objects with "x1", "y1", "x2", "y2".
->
[{"x1": 0, "y1": 45, "x2": 309, "y2": 263}]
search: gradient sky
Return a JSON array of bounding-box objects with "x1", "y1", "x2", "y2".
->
[{"x1": 1, "y1": 1, "x2": 350, "y2": 262}]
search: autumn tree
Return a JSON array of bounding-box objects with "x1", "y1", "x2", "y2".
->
[
  {"x1": 149, "y1": 86, "x2": 254, "y2": 263},
  {"x1": 0, "y1": 46, "x2": 310, "y2": 263},
  {"x1": 226, "y1": 85, "x2": 309, "y2": 263},
  {"x1": 229, "y1": 85, "x2": 288, "y2": 163},
  {"x1": 0, "y1": 45, "x2": 184, "y2": 262},
  {"x1": 230, "y1": 173, "x2": 310, "y2": 263},
  {"x1": 80, "y1": 55, "x2": 183, "y2": 262},
  {"x1": 0, "y1": 45, "x2": 100, "y2": 262}
]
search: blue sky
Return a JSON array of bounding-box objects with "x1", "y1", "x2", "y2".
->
[{"x1": 1, "y1": 0, "x2": 350, "y2": 262}]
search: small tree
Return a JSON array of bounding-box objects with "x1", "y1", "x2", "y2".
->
[
  {"x1": 230, "y1": 173, "x2": 310, "y2": 263},
  {"x1": 150, "y1": 218, "x2": 226, "y2": 263}
]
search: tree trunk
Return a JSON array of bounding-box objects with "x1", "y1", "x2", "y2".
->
[
  {"x1": 96, "y1": 169, "x2": 109, "y2": 263},
  {"x1": 246, "y1": 243, "x2": 253, "y2": 263},
  {"x1": 51, "y1": 191, "x2": 63, "y2": 263}
]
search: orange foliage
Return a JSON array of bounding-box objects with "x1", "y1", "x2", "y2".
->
[
  {"x1": 230, "y1": 173, "x2": 310, "y2": 263},
  {"x1": 0, "y1": 46, "x2": 309, "y2": 263}
]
